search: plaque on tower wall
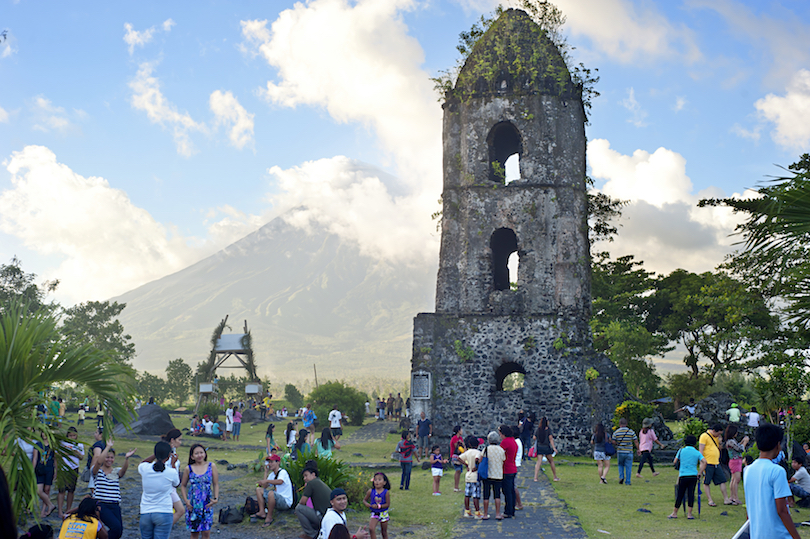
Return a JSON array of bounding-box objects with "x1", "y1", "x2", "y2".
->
[{"x1": 411, "y1": 370, "x2": 431, "y2": 399}]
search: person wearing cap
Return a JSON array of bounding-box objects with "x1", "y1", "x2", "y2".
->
[
  {"x1": 726, "y1": 403, "x2": 742, "y2": 423},
  {"x1": 296, "y1": 462, "x2": 331, "y2": 539},
  {"x1": 252, "y1": 454, "x2": 293, "y2": 527},
  {"x1": 318, "y1": 488, "x2": 369, "y2": 539},
  {"x1": 636, "y1": 418, "x2": 665, "y2": 479}
]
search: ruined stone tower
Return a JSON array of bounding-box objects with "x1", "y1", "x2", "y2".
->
[{"x1": 409, "y1": 9, "x2": 624, "y2": 454}]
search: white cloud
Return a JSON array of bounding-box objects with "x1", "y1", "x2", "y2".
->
[
  {"x1": 458, "y1": 0, "x2": 701, "y2": 64},
  {"x1": 0, "y1": 146, "x2": 203, "y2": 302},
  {"x1": 266, "y1": 156, "x2": 439, "y2": 266},
  {"x1": 162, "y1": 19, "x2": 176, "y2": 32},
  {"x1": 674, "y1": 96, "x2": 687, "y2": 112},
  {"x1": 123, "y1": 23, "x2": 155, "y2": 56},
  {"x1": 588, "y1": 139, "x2": 748, "y2": 275},
  {"x1": 239, "y1": 0, "x2": 440, "y2": 182},
  {"x1": 31, "y1": 96, "x2": 72, "y2": 132},
  {"x1": 620, "y1": 88, "x2": 648, "y2": 127},
  {"x1": 129, "y1": 62, "x2": 207, "y2": 156},
  {"x1": 731, "y1": 123, "x2": 761, "y2": 143},
  {"x1": 755, "y1": 69, "x2": 810, "y2": 151},
  {"x1": 0, "y1": 106, "x2": 8, "y2": 123},
  {"x1": 209, "y1": 90, "x2": 255, "y2": 150}
]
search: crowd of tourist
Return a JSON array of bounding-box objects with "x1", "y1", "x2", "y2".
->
[{"x1": 10, "y1": 397, "x2": 810, "y2": 539}]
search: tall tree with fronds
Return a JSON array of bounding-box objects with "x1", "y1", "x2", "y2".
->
[
  {"x1": 700, "y1": 154, "x2": 810, "y2": 328},
  {"x1": 0, "y1": 301, "x2": 135, "y2": 520}
]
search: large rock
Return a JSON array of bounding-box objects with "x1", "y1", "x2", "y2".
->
[
  {"x1": 650, "y1": 414, "x2": 674, "y2": 442},
  {"x1": 113, "y1": 404, "x2": 175, "y2": 436},
  {"x1": 694, "y1": 392, "x2": 744, "y2": 428},
  {"x1": 241, "y1": 408, "x2": 263, "y2": 423}
]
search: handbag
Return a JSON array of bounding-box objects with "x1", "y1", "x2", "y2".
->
[
  {"x1": 476, "y1": 448, "x2": 489, "y2": 480},
  {"x1": 80, "y1": 467, "x2": 92, "y2": 482},
  {"x1": 218, "y1": 506, "x2": 244, "y2": 524},
  {"x1": 604, "y1": 440, "x2": 616, "y2": 457},
  {"x1": 527, "y1": 445, "x2": 537, "y2": 458},
  {"x1": 673, "y1": 448, "x2": 681, "y2": 471}
]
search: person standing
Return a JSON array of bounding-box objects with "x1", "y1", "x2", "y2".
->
[
  {"x1": 303, "y1": 404, "x2": 317, "y2": 445},
  {"x1": 746, "y1": 406, "x2": 762, "y2": 429},
  {"x1": 57, "y1": 427, "x2": 84, "y2": 519},
  {"x1": 519, "y1": 413, "x2": 534, "y2": 461},
  {"x1": 85, "y1": 428, "x2": 106, "y2": 496},
  {"x1": 386, "y1": 394, "x2": 394, "y2": 421},
  {"x1": 450, "y1": 426, "x2": 465, "y2": 493},
  {"x1": 532, "y1": 417, "x2": 560, "y2": 482},
  {"x1": 224, "y1": 405, "x2": 234, "y2": 441},
  {"x1": 699, "y1": 424, "x2": 731, "y2": 506},
  {"x1": 725, "y1": 424, "x2": 749, "y2": 505},
  {"x1": 479, "y1": 431, "x2": 505, "y2": 520},
  {"x1": 458, "y1": 435, "x2": 483, "y2": 519},
  {"x1": 668, "y1": 435, "x2": 706, "y2": 520},
  {"x1": 181, "y1": 444, "x2": 219, "y2": 539},
  {"x1": 328, "y1": 406, "x2": 344, "y2": 442},
  {"x1": 232, "y1": 406, "x2": 242, "y2": 442},
  {"x1": 394, "y1": 394, "x2": 403, "y2": 421},
  {"x1": 92, "y1": 441, "x2": 137, "y2": 539},
  {"x1": 416, "y1": 412, "x2": 432, "y2": 460},
  {"x1": 591, "y1": 423, "x2": 611, "y2": 484},
  {"x1": 138, "y1": 441, "x2": 180, "y2": 539},
  {"x1": 744, "y1": 423, "x2": 801, "y2": 539},
  {"x1": 96, "y1": 402, "x2": 105, "y2": 429},
  {"x1": 612, "y1": 418, "x2": 638, "y2": 485},
  {"x1": 499, "y1": 425, "x2": 518, "y2": 518},
  {"x1": 395, "y1": 431, "x2": 418, "y2": 490},
  {"x1": 33, "y1": 431, "x2": 56, "y2": 518},
  {"x1": 726, "y1": 403, "x2": 742, "y2": 423},
  {"x1": 296, "y1": 462, "x2": 332, "y2": 539}
]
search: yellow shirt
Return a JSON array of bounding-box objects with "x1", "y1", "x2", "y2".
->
[
  {"x1": 699, "y1": 431, "x2": 721, "y2": 465},
  {"x1": 59, "y1": 516, "x2": 100, "y2": 539}
]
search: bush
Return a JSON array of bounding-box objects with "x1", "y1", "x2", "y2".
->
[
  {"x1": 309, "y1": 381, "x2": 368, "y2": 427},
  {"x1": 198, "y1": 402, "x2": 221, "y2": 422},
  {"x1": 680, "y1": 417, "x2": 708, "y2": 446},
  {"x1": 285, "y1": 384, "x2": 305, "y2": 409},
  {"x1": 281, "y1": 448, "x2": 350, "y2": 493},
  {"x1": 613, "y1": 400, "x2": 655, "y2": 433},
  {"x1": 343, "y1": 469, "x2": 372, "y2": 509},
  {"x1": 791, "y1": 402, "x2": 810, "y2": 447}
]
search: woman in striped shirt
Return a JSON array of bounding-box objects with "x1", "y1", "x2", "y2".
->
[{"x1": 91, "y1": 440, "x2": 136, "y2": 539}]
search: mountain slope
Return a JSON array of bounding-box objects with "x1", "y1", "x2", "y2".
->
[{"x1": 115, "y1": 215, "x2": 436, "y2": 381}]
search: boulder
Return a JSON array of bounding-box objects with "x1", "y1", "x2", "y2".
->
[
  {"x1": 113, "y1": 404, "x2": 175, "y2": 436},
  {"x1": 694, "y1": 392, "x2": 745, "y2": 428},
  {"x1": 241, "y1": 408, "x2": 262, "y2": 423},
  {"x1": 650, "y1": 414, "x2": 675, "y2": 442}
]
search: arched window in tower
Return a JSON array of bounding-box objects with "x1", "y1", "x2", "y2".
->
[
  {"x1": 495, "y1": 362, "x2": 526, "y2": 391},
  {"x1": 490, "y1": 228, "x2": 518, "y2": 291},
  {"x1": 504, "y1": 153, "x2": 520, "y2": 184},
  {"x1": 487, "y1": 121, "x2": 522, "y2": 183}
]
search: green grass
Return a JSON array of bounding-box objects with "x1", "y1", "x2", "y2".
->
[{"x1": 547, "y1": 456, "x2": 810, "y2": 538}]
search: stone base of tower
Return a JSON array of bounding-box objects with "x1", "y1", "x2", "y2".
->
[{"x1": 409, "y1": 312, "x2": 625, "y2": 455}]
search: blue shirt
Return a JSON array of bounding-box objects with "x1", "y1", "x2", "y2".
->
[
  {"x1": 417, "y1": 418, "x2": 431, "y2": 437},
  {"x1": 675, "y1": 446, "x2": 703, "y2": 477},
  {"x1": 743, "y1": 458, "x2": 793, "y2": 539}
]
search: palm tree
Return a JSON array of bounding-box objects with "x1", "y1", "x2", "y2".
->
[{"x1": 0, "y1": 301, "x2": 135, "y2": 520}]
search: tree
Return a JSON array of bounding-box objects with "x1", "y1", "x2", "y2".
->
[
  {"x1": 700, "y1": 154, "x2": 810, "y2": 327},
  {"x1": 647, "y1": 269, "x2": 777, "y2": 383},
  {"x1": 590, "y1": 253, "x2": 671, "y2": 400},
  {"x1": 61, "y1": 301, "x2": 136, "y2": 366},
  {"x1": 284, "y1": 383, "x2": 304, "y2": 409},
  {"x1": 0, "y1": 301, "x2": 135, "y2": 519},
  {"x1": 753, "y1": 359, "x2": 810, "y2": 423},
  {"x1": 0, "y1": 256, "x2": 59, "y2": 316},
  {"x1": 165, "y1": 358, "x2": 192, "y2": 406},
  {"x1": 308, "y1": 381, "x2": 367, "y2": 427},
  {"x1": 137, "y1": 372, "x2": 166, "y2": 405}
]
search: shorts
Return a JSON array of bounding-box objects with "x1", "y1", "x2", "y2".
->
[
  {"x1": 464, "y1": 481, "x2": 482, "y2": 499},
  {"x1": 371, "y1": 510, "x2": 390, "y2": 522},
  {"x1": 331, "y1": 427, "x2": 343, "y2": 437},
  {"x1": 482, "y1": 479, "x2": 502, "y2": 499},
  {"x1": 418, "y1": 436, "x2": 430, "y2": 449},
  {"x1": 704, "y1": 464, "x2": 727, "y2": 485},
  {"x1": 57, "y1": 468, "x2": 78, "y2": 492},
  {"x1": 729, "y1": 458, "x2": 743, "y2": 474},
  {"x1": 263, "y1": 490, "x2": 291, "y2": 510},
  {"x1": 36, "y1": 468, "x2": 55, "y2": 486},
  {"x1": 170, "y1": 489, "x2": 181, "y2": 504},
  {"x1": 594, "y1": 451, "x2": 610, "y2": 461},
  {"x1": 233, "y1": 423, "x2": 241, "y2": 436},
  {"x1": 431, "y1": 468, "x2": 444, "y2": 477},
  {"x1": 453, "y1": 462, "x2": 464, "y2": 473},
  {"x1": 395, "y1": 408, "x2": 402, "y2": 415}
]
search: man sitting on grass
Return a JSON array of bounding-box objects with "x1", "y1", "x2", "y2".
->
[
  {"x1": 252, "y1": 454, "x2": 293, "y2": 527},
  {"x1": 789, "y1": 455, "x2": 810, "y2": 507},
  {"x1": 743, "y1": 423, "x2": 801, "y2": 539}
]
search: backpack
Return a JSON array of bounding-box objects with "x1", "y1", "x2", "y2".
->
[
  {"x1": 218, "y1": 505, "x2": 244, "y2": 524},
  {"x1": 720, "y1": 447, "x2": 730, "y2": 466},
  {"x1": 476, "y1": 448, "x2": 489, "y2": 480},
  {"x1": 244, "y1": 496, "x2": 260, "y2": 515}
]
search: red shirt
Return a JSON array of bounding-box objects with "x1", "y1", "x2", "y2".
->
[
  {"x1": 501, "y1": 437, "x2": 518, "y2": 474},
  {"x1": 450, "y1": 435, "x2": 464, "y2": 458}
]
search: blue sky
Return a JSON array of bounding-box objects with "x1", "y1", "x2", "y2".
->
[{"x1": 1, "y1": 0, "x2": 809, "y2": 307}]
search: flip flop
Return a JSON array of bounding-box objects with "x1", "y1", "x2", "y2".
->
[
  {"x1": 708, "y1": 502, "x2": 717, "y2": 507},
  {"x1": 687, "y1": 516, "x2": 695, "y2": 520},
  {"x1": 495, "y1": 515, "x2": 503, "y2": 520},
  {"x1": 724, "y1": 501, "x2": 734, "y2": 505},
  {"x1": 251, "y1": 512, "x2": 267, "y2": 519},
  {"x1": 481, "y1": 515, "x2": 490, "y2": 520},
  {"x1": 262, "y1": 519, "x2": 274, "y2": 527},
  {"x1": 667, "y1": 515, "x2": 677, "y2": 519}
]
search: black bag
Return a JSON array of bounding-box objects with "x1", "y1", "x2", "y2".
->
[
  {"x1": 80, "y1": 467, "x2": 92, "y2": 482},
  {"x1": 720, "y1": 447, "x2": 730, "y2": 466},
  {"x1": 244, "y1": 496, "x2": 259, "y2": 515},
  {"x1": 35, "y1": 461, "x2": 46, "y2": 476},
  {"x1": 673, "y1": 449, "x2": 681, "y2": 471},
  {"x1": 219, "y1": 506, "x2": 244, "y2": 524}
]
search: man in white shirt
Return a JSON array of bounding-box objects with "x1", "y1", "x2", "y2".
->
[
  {"x1": 225, "y1": 405, "x2": 234, "y2": 440},
  {"x1": 747, "y1": 407, "x2": 762, "y2": 428},
  {"x1": 318, "y1": 488, "x2": 369, "y2": 539},
  {"x1": 203, "y1": 417, "x2": 214, "y2": 435},
  {"x1": 328, "y1": 406, "x2": 344, "y2": 442},
  {"x1": 253, "y1": 455, "x2": 293, "y2": 526}
]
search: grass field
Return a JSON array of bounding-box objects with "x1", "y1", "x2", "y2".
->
[{"x1": 547, "y1": 455, "x2": 810, "y2": 539}]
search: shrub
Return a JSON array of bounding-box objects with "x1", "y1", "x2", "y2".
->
[
  {"x1": 309, "y1": 381, "x2": 368, "y2": 427},
  {"x1": 281, "y1": 448, "x2": 350, "y2": 493},
  {"x1": 613, "y1": 400, "x2": 655, "y2": 433},
  {"x1": 198, "y1": 402, "x2": 221, "y2": 422},
  {"x1": 343, "y1": 469, "x2": 371, "y2": 509},
  {"x1": 792, "y1": 401, "x2": 810, "y2": 447},
  {"x1": 680, "y1": 417, "x2": 708, "y2": 446}
]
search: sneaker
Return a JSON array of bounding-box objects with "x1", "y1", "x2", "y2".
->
[
  {"x1": 463, "y1": 510, "x2": 472, "y2": 518},
  {"x1": 475, "y1": 511, "x2": 484, "y2": 519},
  {"x1": 619, "y1": 478, "x2": 624, "y2": 485},
  {"x1": 433, "y1": 492, "x2": 441, "y2": 496},
  {"x1": 399, "y1": 486, "x2": 404, "y2": 490}
]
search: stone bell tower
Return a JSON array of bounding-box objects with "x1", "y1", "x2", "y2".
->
[{"x1": 409, "y1": 8, "x2": 624, "y2": 454}]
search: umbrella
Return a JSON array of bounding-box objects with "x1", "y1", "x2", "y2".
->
[{"x1": 697, "y1": 480, "x2": 702, "y2": 518}]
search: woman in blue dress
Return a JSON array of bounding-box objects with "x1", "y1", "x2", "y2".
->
[{"x1": 181, "y1": 443, "x2": 220, "y2": 539}]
